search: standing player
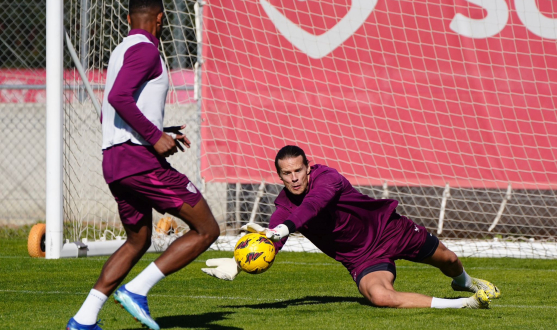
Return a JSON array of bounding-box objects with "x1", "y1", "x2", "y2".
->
[
  {"x1": 202, "y1": 145, "x2": 501, "y2": 309},
  {"x1": 66, "y1": 1, "x2": 220, "y2": 329}
]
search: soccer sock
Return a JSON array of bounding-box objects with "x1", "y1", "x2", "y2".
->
[
  {"x1": 73, "y1": 289, "x2": 107, "y2": 325},
  {"x1": 125, "y1": 262, "x2": 166, "y2": 296},
  {"x1": 430, "y1": 297, "x2": 469, "y2": 309},
  {"x1": 452, "y1": 268, "x2": 473, "y2": 288}
]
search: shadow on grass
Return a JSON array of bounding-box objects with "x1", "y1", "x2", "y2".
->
[
  {"x1": 223, "y1": 295, "x2": 371, "y2": 309},
  {"x1": 122, "y1": 312, "x2": 243, "y2": 330}
]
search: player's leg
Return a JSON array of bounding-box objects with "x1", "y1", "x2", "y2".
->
[
  {"x1": 154, "y1": 197, "x2": 220, "y2": 274},
  {"x1": 95, "y1": 216, "x2": 153, "y2": 294},
  {"x1": 357, "y1": 265, "x2": 489, "y2": 309},
  {"x1": 113, "y1": 170, "x2": 218, "y2": 330},
  {"x1": 67, "y1": 182, "x2": 153, "y2": 330},
  {"x1": 358, "y1": 266, "x2": 433, "y2": 308},
  {"x1": 420, "y1": 241, "x2": 501, "y2": 299},
  {"x1": 113, "y1": 199, "x2": 218, "y2": 330}
]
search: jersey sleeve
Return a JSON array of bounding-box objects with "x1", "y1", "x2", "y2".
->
[
  {"x1": 285, "y1": 169, "x2": 343, "y2": 230},
  {"x1": 269, "y1": 205, "x2": 291, "y2": 252},
  {"x1": 107, "y1": 42, "x2": 163, "y2": 145}
]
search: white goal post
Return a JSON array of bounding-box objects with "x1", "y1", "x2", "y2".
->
[{"x1": 45, "y1": 0, "x2": 557, "y2": 259}]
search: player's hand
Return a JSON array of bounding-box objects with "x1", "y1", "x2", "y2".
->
[
  {"x1": 153, "y1": 133, "x2": 178, "y2": 157},
  {"x1": 201, "y1": 258, "x2": 240, "y2": 281},
  {"x1": 240, "y1": 223, "x2": 290, "y2": 242},
  {"x1": 164, "y1": 124, "x2": 191, "y2": 151}
]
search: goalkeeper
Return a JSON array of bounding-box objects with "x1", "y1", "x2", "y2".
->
[{"x1": 202, "y1": 145, "x2": 501, "y2": 309}]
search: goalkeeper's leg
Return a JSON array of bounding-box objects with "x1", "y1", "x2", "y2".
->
[
  {"x1": 420, "y1": 241, "x2": 501, "y2": 299},
  {"x1": 357, "y1": 270, "x2": 489, "y2": 309}
]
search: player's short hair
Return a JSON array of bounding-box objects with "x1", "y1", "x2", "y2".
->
[
  {"x1": 275, "y1": 145, "x2": 309, "y2": 174},
  {"x1": 129, "y1": 0, "x2": 163, "y2": 15}
]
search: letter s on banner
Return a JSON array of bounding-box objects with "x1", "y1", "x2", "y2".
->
[{"x1": 449, "y1": 0, "x2": 509, "y2": 38}]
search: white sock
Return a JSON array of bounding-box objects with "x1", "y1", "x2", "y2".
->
[
  {"x1": 452, "y1": 269, "x2": 473, "y2": 288},
  {"x1": 73, "y1": 289, "x2": 107, "y2": 325},
  {"x1": 431, "y1": 297, "x2": 468, "y2": 309},
  {"x1": 125, "y1": 262, "x2": 166, "y2": 296}
]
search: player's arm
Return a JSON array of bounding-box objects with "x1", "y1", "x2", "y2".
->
[
  {"x1": 107, "y1": 43, "x2": 177, "y2": 157},
  {"x1": 243, "y1": 173, "x2": 342, "y2": 242},
  {"x1": 241, "y1": 206, "x2": 292, "y2": 244}
]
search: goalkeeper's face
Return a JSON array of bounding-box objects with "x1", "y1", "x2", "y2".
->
[{"x1": 278, "y1": 156, "x2": 311, "y2": 195}]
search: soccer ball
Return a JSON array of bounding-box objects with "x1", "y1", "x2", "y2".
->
[{"x1": 234, "y1": 233, "x2": 276, "y2": 274}]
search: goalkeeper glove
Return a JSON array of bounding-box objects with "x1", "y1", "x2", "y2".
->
[
  {"x1": 240, "y1": 223, "x2": 290, "y2": 242},
  {"x1": 201, "y1": 258, "x2": 240, "y2": 281}
]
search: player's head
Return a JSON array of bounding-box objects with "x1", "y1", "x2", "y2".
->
[
  {"x1": 275, "y1": 145, "x2": 311, "y2": 195},
  {"x1": 127, "y1": 0, "x2": 165, "y2": 39}
]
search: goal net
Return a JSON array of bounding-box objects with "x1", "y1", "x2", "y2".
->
[
  {"x1": 58, "y1": 0, "x2": 557, "y2": 258},
  {"x1": 199, "y1": 0, "x2": 557, "y2": 258},
  {"x1": 60, "y1": 0, "x2": 201, "y2": 255}
]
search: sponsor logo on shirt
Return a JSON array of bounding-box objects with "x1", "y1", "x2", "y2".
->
[
  {"x1": 414, "y1": 225, "x2": 419, "y2": 232},
  {"x1": 187, "y1": 182, "x2": 197, "y2": 194}
]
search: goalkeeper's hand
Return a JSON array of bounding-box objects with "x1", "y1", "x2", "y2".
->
[
  {"x1": 240, "y1": 223, "x2": 290, "y2": 242},
  {"x1": 201, "y1": 258, "x2": 240, "y2": 281}
]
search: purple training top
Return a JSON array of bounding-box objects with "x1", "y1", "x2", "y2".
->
[
  {"x1": 270, "y1": 164, "x2": 399, "y2": 275},
  {"x1": 102, "y1": 29, "x2": 169, "y2": 183}
]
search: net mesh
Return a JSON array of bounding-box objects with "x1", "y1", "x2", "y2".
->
[
  {"x1": 61, "y1": 0, "x2": 201, "y2": 247},
  {"x1": 199, "y1": 0, "x2": 557, "y2": 257}
]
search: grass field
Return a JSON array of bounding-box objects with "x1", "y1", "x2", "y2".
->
[{"x1": 1, "y1": 238, "x2": 556, "y2": 330}]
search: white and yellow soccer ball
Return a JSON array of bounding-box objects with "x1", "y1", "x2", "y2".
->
[{"x1": 234, "y1": 233, "x2": 276, "y2": 274}]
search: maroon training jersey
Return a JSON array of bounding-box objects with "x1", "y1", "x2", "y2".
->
[{"x1": 270, "y1": 164, "x2": 399, "y2": 275}]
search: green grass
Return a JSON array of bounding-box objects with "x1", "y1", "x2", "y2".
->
[{"x1": 1, "y1": 238, "x2": 556, "y2": 330}]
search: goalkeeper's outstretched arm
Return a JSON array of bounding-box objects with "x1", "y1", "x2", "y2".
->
[
  {"x1": 202, "y1": 205, "x2": 291, "y2": 281},
  {"x1": 201, "y1": 258, "x2": 241, "y2": 281}
]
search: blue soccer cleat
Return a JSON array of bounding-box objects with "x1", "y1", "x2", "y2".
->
[
  {"x1": 114, "y1": 286, "x2": 160, "y2": 330},
  {"x1": 66, "y1": 318, "x2": 103, "y2": 330}
]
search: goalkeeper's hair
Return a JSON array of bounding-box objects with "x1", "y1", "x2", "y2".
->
[
  {"x1": 129, "y1": 0, "x2": 163, "y2": 15},
  {"x1": 275, "y1": 145, "x2": 309, "y2": 174}
]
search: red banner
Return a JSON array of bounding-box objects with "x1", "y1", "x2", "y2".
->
[
  {"x1": 0, "y1": 69, "x2": 194, "y2": 103},
  {"x1": 201, "y1": 0, "x2": 557, "y2": 189}
]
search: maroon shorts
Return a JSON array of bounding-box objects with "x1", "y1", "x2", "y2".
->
[
  {"x1": 352, "y1": 215, "x2": 439, "y2": 286},
  {"x1": 108, "y1": 167, "x2": 202, "y2": 225}
]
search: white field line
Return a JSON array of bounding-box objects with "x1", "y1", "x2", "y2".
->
[
  {"x1": 0, "y1": 255, "x2": 555, "y2": 272},
  {"x1": 0, "y1": 289, "x2": 276, "y2": 301},
  {"x1": 0, "y1": 289, "x2": 556, "y2": 309}
]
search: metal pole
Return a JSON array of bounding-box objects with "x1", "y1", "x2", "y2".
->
[
  {"x1": 249, "y1": 180, "x2": 266, "y2": 224},
  {"x1": 437, "y1": 183, "x2": 451, "y2": 235},
  {"x1": 45, "y1": 0, "x2": 64, "y2": 259},
  {"x1": 79, "y1": 0, "x2": 90, "y2": 102},
  {"x1": 194, "y1": 1, "x2": 204, "y2": 188},
  {"x1": 488, "y1": 183, "x2": 512, "y2": 232},
  {"x1": 173, "y1": 0, "x2": 187, "y2": 69},
  {"x1": 65, "y1": 31, "x2": 101, "y2": 116},
  {"x1": 235, "y1": 182, "x2": 241, "y2": 230},
  {"x1": 381, "y1": 181, "x2": 389, "y2": 199}
]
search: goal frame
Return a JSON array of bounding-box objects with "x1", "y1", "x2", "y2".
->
[{"x1": 44, "y1": 0, "x2": 206, "y2": 258}]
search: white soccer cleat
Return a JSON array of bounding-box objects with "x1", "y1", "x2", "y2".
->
[
  {"x1": 462, "y1": 290, "x2": 491, "y2": 309},
  {"x1": 452, "y1": 277, "x2": 501, "y2": 299}
]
